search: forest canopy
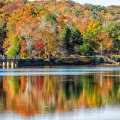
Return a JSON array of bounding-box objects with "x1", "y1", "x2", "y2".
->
[{"x1": 0, "y1": 0, "x2": 120, "y2": 58}]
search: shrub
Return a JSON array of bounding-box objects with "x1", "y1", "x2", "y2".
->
[
  {"x1": 79, "y1": 43, "x2": 94, "y2": 56},
  {"x1": 112, "y1": 56, "x2": 116, "y2": 61},
  {"x1": 21, "y1": 53, "x2": 29, "y2": 58}
]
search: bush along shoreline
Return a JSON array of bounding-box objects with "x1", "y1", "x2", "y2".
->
[{"x1": 18, "y1": 57, "x2": 105, "y2": 67}]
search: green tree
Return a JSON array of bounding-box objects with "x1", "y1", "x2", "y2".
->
[
  {"x1": 75, "y1": 10, "x2": 83, "y2": 18},
  {"x1": 22, "y1": 0, "x2": 27, "y2": 3},
  {"x1": 79, "y1": 42, "x2": 94, "y2": 56},
  {"x1": 59, "y1": 27, "x2": 71, "y2": 52},
  {"x1": 70, "y1": 25, "x2": 83, "y2": 44},
  {"x1": 107, "y1": 23, "x2": 120, "y2": 53},
  {"x1": 69, "y1": 25, "x2": 83, "y2": 51},
  {"x1": 42, "y1": 13, "x2": 57, "y2": 23},
  {"x1": 7, "y1": 35, "x2": 21, "y2": 56},
  {"x1": 40, "y1": 13, "x2": 58, "y2": 33},
  {"x1": 0, "y1": 2, "x2": 4, "y2": 8}
]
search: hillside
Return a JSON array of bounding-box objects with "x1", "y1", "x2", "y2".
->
[{"x1": 0, "y1": 0, "x2": 120, "y2": 58}]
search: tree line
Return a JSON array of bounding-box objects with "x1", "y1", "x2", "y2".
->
[{"x1": 0, "y1": 0, "x2": 120, "y2": 58}]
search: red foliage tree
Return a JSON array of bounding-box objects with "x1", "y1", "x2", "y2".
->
[
  {"x1": 34, "y1": 41, "x2": 44, "y2": 52},
  {"x1": 3, "y1": 1, "x2": 25, "y2": 12}
]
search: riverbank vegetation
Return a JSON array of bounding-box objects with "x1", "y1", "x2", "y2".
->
[{"x1": 0, "y1": 0, "x2": 120, "y2": 58}]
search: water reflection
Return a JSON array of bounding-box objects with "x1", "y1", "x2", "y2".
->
[{"x1": 0, "y1": 67, "x2": 120, "y2": 118}]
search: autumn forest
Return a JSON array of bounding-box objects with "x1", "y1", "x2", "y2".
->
[{"x1": 0, "y1": 0, "x2": 120, "y2": 58}]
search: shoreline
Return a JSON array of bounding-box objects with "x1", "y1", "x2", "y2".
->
[
  {"x1": 18, "y1": 57, "x2": 113, "y2": 67},
  {"x1": 1, "y1": 57, "x2": 119, "y2": 68}
]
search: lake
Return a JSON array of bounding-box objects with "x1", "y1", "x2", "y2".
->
[{"x1": 0, "y1": 65, "x2": 120, "y2": 120}]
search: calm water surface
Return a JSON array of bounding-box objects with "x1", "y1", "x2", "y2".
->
[{"x1": 0, "y1": 65, "x2": 120, "y2": 120}]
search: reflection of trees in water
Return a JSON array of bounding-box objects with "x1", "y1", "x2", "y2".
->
[
  {"x1": 107, "y1": 74, "x2": 120, "y2": 104},
  {"x1": 0, "y1": 76, "x2": 3, "y2": 89},
  {"x1": 2, "y1": 75, "x2": 58, "y2": 116},
  {"x1": 63, "y1": 76, "x2": 82, "y2": 100},
  {"x1": 0, "y1": 90, "x2": 6, "y2": 112},
  {"x1": 0, "y1": 76, "x2": 6, "y2": 112},
  {"x1": 1, "y1": 72, "x2": 120, "y2": 116}
]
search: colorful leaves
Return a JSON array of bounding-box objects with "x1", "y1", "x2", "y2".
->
[
  {"x1": 95, "y1": 32, "x2": 113, "y2": 52},
  {"x1": 34, "y1": 41, "x2": 44, "y2": 52},
  {"x1": 0, "y1": 0, "x2": 120, "y2": 57}
]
